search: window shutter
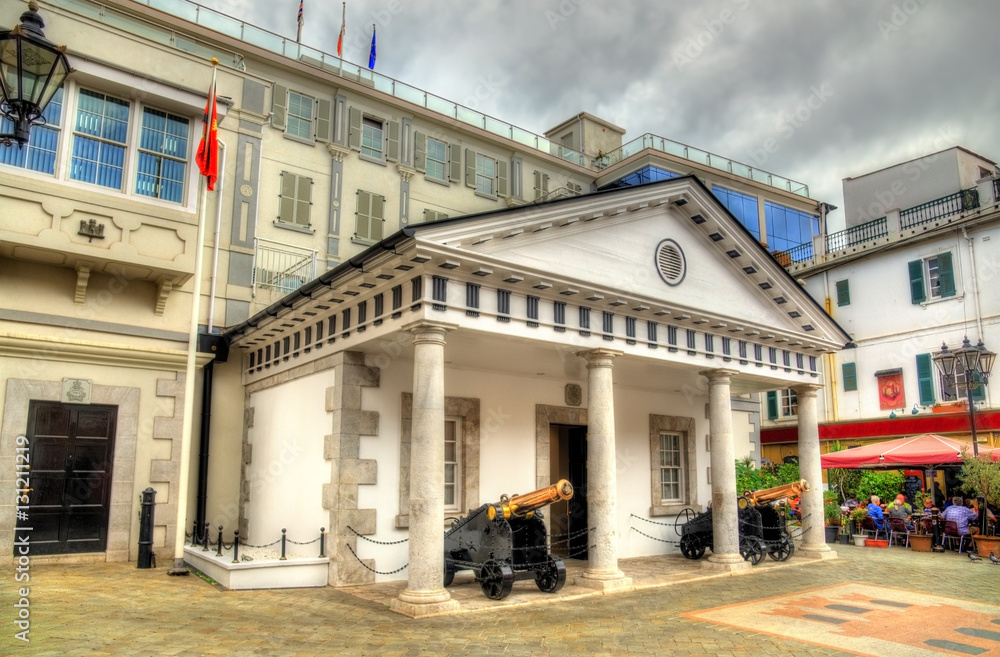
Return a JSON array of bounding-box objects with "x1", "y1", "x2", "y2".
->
[
  {"x1": 842, "y1": 362, "x2": 857, "y2": 391},
  {"x1": 371, "y1": 193, "x2": 384, "y2": 240},
  {"x1": 916, "y1": 353, "x2": 935, "y2": 405},
  {"x1": 908, "y1": 259, "x2": 926, "y2": 304},
  {"x1": 533, "y1": 171, "x2": 541, "y2": 199},
  {"x1": 271, "y1": 84, "x2": 287, "y2": 130},
  {"x1": 465, "y1": 148, "x2": 476, "y2": 188},
  {"x1": 386, "y1": 120, "x2": 400, "y2": 162},
  {"x1": 497, "y1": 159, "x2": 509, "y2": 197},
  {"x1": 279, "y1": 172, "x2": 296, "y2": 222},
  {"x1": 348, "y1": 107, "x2": 362, "y2": 151},
  {"x1": 296, "y1": 175, "x2": 312, "y2": 225},
  {"x1": 356, "y1": 190, "x2": 371, "y2": 239},
  {"x1": 414, "y1": 131, "x2": 426, "y2": 172},
  {"x1": 766, "y1": 391, "x2": 779, "y2": 420},
  {"x1": 938, "y1": 252, "x2": 956, "y2": 297},
  {"x1": 835, "y1": 279, "x2": 850, "y2": 306},
  {"x1": 448, "y1": 143, "x2": 461, "y2": 182},
  {"x1": 315, "y1": 98, "x2": 332, "y2": 142}
]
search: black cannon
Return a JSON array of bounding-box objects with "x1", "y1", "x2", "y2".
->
[
  {"x1": 677, "y1": 480, "x2": 805, "y2": 565},
  {"x1": 444, "y1": 480, "x2": 574, "y2": 600}
]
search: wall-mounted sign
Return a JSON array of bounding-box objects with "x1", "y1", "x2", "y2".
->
[
  {"x1": 62, "y1": 378, "x2": 93, "y2": 404},
  {"x1": 875, "y1": 368, "x2": 905, "y2": 410}
]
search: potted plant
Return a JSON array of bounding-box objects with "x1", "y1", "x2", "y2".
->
[
  {"x1": 849, "y1": 507, "x2": 868, "y2": 546},
  {"x1": 823, "y1": 491, "x2": 843, "y2": 543},
  {"x1": 958, "y1": 450, "x2": 1000, "y2": 558}
]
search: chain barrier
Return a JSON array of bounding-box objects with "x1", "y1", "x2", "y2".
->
[
  {"x1": 345, "y1": 542, "x2": 409, "y2": 575},
  {"x1": 346, "y1": 525, "x2": 409, "y2": 545},
  {"x1": 286, "y1": 536, "x2": 322, "y2": 545},
  {"x1": 629, "y1": 526, "x2": 681, "y2": 544},
  {"x1": 238, "y1": 537, "x2": 282, "y2": 549}
]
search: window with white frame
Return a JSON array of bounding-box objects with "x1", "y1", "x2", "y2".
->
[
  {"x1": 475, "y1": 153, "x2": 495, "y2": 196},
  {"x1": 0, "y1": 87, "x2": 63, "y2": 174},
  {"x1": 766, "y1": 389, "x2": 798, "y2": 419},
  {"x1": 444, "y1": 417, "x2": 461, "y2": 510},
  {"x1": 426, "y1": 137, "x2": 447, "y2": 181},
  {"x1": 136, "y1": 108, "x2": 190, "y2": 202},
  {"x1": 285, "y1": 91, "x2": 313, "y2": 140},
  {"x1": 71, "y1": 89, "x2": 132, "y2": 190},
  {"x1": 361, "y1": 117, "x2": 383, "y2": 159},
  {"x1": 658, "y1": 433, "x2": 684, "y2": 502},
  {"x1": 909, "y1": 252, "x2": 956, "y2": 303}
]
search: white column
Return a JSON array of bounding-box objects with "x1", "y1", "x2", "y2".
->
[
  {"x1": 795, "y1": 384, "x2": 836, "y2": 560},
  {"x1": 701, "y1": 369, "x2": 750, "y2": 572},
  {"x1": 391, "y1": 320, "x2": 460, "y2": 617},
  {"x1": 576, "y1": 349, "x2": 632, "y2": 592}
]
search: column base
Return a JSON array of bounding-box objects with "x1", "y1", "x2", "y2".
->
[
  {"x1": 390, "y1": 588, "x2": 460, "y2": 618},
  {"x1": 701, "y1": 554, "x2": 751, "y2": 573},
  {"x1": 576, "y1": 569, "x2": 634, "y2": 592},
  {"x1": 797, "y1": 545, "x2": 838, "y2": 560}
]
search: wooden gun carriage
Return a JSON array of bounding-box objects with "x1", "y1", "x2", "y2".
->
[
  {"x1": 443, "y1": 480, "x2": 574, "y2": 600},
  {"x1": 677, "y1": 480, "x2": 807, "y2": 565}
]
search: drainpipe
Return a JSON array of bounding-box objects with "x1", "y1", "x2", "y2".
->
[
  {"x1": 196, "y1": 141, "x2": 226, "y2": 538},
  {"x1": 961, "y1": 226, "x2": 984, "y2": 340},
  {"x1": 823, "y1": 270, "x2": 839, "y2": 422}
]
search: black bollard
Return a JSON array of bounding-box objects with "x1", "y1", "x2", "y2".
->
[
  {"x1": 280, "y1": 528, "x2": 287, "y2": 561},
  {"x1": 202, "y1": 522, "x2": 211, "y2": 552},
  {"x1": 216, "y1": 525, "x2": 224, "y2": 557},
  {"x1": 319, "y1": 527, "x2": 326, "y2": 558},
  {"x1": 137, "y1": 487, "x2": 156, "y2": 568},
  {"x1": 232, "y1": 530, "x2": 240, "y2": 564}
]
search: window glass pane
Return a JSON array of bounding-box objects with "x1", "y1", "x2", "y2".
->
[
  {"x1": 136, "y1": 108, "x2": 189, "y2": 202},
  {"x1": 712, "y1": 185, "x2": 760, "y2": 240},
  {"x1": 475, "y1": 154, "x2": 495, "y2": 195},
  {"x1": 286, "y1": 91, "x2": 313, "y2": 139},
  {"x1": 72, "y1": 90, "x2": 130, "y2": 190},
  {"x1": 426, "y1": 138, "x2": 446, "y2": 180},
  {"x1": 764, "y1": 201, "x2": 818, "y2": 252},
  {"x1": 361, "y1": 117, "x2": 383, "y2": 158}
]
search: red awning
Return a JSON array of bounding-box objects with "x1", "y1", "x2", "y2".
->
[{"x1": 820, "y1": 433, "x2": 1000, "y2": 469}]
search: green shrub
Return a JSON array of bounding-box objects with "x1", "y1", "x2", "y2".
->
[{"x1": 854, "y1": 470, "x2": 905, "y2": 504}]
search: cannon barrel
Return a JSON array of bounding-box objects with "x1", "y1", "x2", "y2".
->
[
  {"x1": 488, "y1": 479, "x2": 574, "y2": 520},
  {"x1": 745, "y1": 479, "x2": 809, "y2": 505}
]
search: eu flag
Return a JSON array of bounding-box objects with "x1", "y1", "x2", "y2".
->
[{"x1": 369, "y1": 25, "x2": 376, "y2": 69}]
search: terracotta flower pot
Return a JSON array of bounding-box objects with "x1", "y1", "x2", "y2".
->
[
  {"x1": 909, "y1": 534, "x2": 933, "y2": 553},
  {"x1": 974, "y1": 535, "x2": 1000, "y2": 559}
]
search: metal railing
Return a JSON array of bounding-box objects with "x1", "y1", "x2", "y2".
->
[
  {"x1": 771, "y1": 242, "x2": 813, "y2": 266},
  {"x1": 825, "y1": 216, "x2": 888, "y2": 252},
  {"x1": 252, "y1": 238, "x2": 317, "y2": 296},
  {"x1": 600, "y1": 133, "x2": 810, "y2": 197},
  {"x1": 899, "y1": 187, "x2": 980, "y2": 230}
]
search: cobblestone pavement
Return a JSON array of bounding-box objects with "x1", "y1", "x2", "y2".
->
[{"x1": 3, "y1": 543, "x2": 1000, "y2": 656}]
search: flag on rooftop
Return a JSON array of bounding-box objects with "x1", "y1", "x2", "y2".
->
[
  {"x1": 337, "y1": 3, "x2": 346, "y2": 57},
  {"x1": 297, "y1": 0, "x2": 304, "y2": 27},
  {"x1": 195, "y1": 65, "x2": 219, "y2": 191},
  {"x1": 369, "y1": 24, "x2": 376, "y2": 69}
]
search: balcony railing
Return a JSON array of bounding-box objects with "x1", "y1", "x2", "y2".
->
[
  {"x1": 825, "y1": 216, "x2": 888, "y2": 252},
  {"x1": 771, "y1": 242, "x2": 814, "y2": 266},
  {"x1": 252, "y1": 238, "x2": 317, "y2": 295},
  {"x1": 600, "y1": 134, "x2": 810, "y2": 197},
  {"x1": 899, "y1": 187, "x2": 980, "y2": 230}
]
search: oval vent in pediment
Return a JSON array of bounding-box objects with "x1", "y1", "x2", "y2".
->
[{"x1": 655, "y1": 239, "x2": 686, "y2": 286}]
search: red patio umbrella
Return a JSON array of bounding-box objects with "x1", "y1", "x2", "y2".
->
[{"x1": 820, "y1": 433, "x2": 1000, "y2": 469}]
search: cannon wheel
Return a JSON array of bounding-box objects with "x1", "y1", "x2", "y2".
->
[
  {"x1": 535, "y1": 556, "x2": 567, "y2": 593},
  {"x1": 739, "y1": 536, "x2": 764, "y2": 565},
  {"x1": 478, "y1": 560, "x2": 514, "y2": 600},
  {"x1": 673, "y1": 507, "x2": 697, "y2": 536},
  {"x1": 768, "y1": 536, "x2": 795, "y2": 562},
  {"x1": 443, "y1": 559, "x2": 456, "y2": 587},
  {"x1": 679, "y1": 534, "x2": 705, "y2": 560}
]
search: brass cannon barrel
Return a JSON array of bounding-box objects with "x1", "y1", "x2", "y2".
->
[
  {"x1": 746, "y1": 479, "x2": 809, "y2": 506},
  {"x1": 488, "y1": 479, "x2": 574, "y2": 520}
]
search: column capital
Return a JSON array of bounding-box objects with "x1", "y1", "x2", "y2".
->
[
  {"x1": 576, "y1": 348, "x2": 624, "y2": 368},
  {"x1": 402, "y1": 320, "x2": 459, "y2": 345},
  {"x1": 698, "y1": 368, "x2": 739, "y2": 384},
  {"x1": 792, "y1": 382, "x2": 824, "y2": 397}
]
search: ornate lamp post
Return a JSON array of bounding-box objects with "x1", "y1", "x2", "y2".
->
[
  {"x1": 1, "y1": 1, "x2": 70, "y2": 147},
  {"x1": 932, "y1": 337, "x2": 996, "y2": 457}
]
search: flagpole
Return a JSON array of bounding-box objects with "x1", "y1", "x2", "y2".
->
[
  {"x1": 170, "y1": 58, "x2": 217, "y2": 574},
  {"x1": 296, "y1": 0, "x2": 304, "y2": 44}
]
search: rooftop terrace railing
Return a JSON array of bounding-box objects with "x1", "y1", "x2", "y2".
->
[
  {"x1": 825, "y1": 216, "x2": 888, "y2": 253},
  {"x1": 600, "y1": 133, "x2": 810, "y2": 197},
  {"x1": 899, "y1": 187, "x2": 979, "y2": 230}
]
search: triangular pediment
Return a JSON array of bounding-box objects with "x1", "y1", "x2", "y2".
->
[{"x1": 410, "y1": 178, "x2": 847, "y2": 349}]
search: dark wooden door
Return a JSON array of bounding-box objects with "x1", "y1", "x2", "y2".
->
[
  {"x1": 566, "y1": 426, "x2": 588, "y2": 560},
  {"x1": 22, "y1": 402, "x2": 117, "y2": 555}
]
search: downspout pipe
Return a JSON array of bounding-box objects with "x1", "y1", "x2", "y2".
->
[{"x1": 961, "y1": 226, "x2": 984, "y2": 340}]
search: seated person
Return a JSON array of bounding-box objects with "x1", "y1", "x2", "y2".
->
[
  {"x1": 888, "y1": 495, "x2": 913, "y2": 530},
  {"x1": 968, "y1": 499, "x2": 997, "y2": 533},
  {"x1": 941, "y1": 496, "x2": 978, "y2": 537},
  {"x1": 844, "y1": 496, "x2": 859, "y2": 510},
  {"x1": 922, "y1": 497, "x2": 936, "y2": 515},
  {"x1": 867, "y1": 495, "x2": 887, "y2": 531}
]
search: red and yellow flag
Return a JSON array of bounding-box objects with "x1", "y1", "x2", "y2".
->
[{"x1": 195, "y1": 72, "x2": 218, "y2": 191}]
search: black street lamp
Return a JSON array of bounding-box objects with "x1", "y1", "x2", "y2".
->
[
  {"x1": 1, "y1": 0, "x2": 70, "y2": 147},
  {"x1": 932, "y1": 337, "x2": 996, "y2": 457}
]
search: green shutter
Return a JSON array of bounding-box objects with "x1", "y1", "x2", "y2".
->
[
  {"x1": 386, "y1": 120, "x2": 400, "y2": 162},
  {"x1": 296, "y1": 175, "x2": 311, "y2": 226},
  {"x1": 448, "y1": 143, "x2": 461, "y2": 182},
  {"x1": 835, "y1": 279, "x2": 850, "y2": 306},
  {"x1": 465, "y1": 148, "x2": 476, "y2": 188},
  {"x1": 348, "y1": 107, "x2": 362, "y2": 151},
  {"x1": 916, "y1": 353, "x2": 935, "y2": 405},
  {"x1": 371, "y1": 193, "x2": 384, "y2": 240},
  {"x1": 356, "y1": 190, "x2": 371, "y2": 239},
  {"x1": 271, "y1": 84, "x2": 287, "y2": 130},
  {"x1": 938, "y1": 252, "x2": 956, "y2": 298},
  {"x1": 842, "y1": 362, "x2": 857, "y2": 391},
  {"x1": 414, "y1": 132, "x2": 426, "y2": 172},
  {"x1": 497, "y1": 159, "x2": 509, "y2": 197},
  {"x1": 766, "y1": 391, "x2": 778, "y2": 420},
  {"x1": 278, "y1": 172, "x2": 296, "y2": 222},
  {"x1": 315, "y1": 98, "x2": 332, "y2": 142},
  {"x1": 908, "y1": 260, "x2": 926, "y2": 304}
]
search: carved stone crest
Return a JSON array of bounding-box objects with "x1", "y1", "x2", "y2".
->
[{"x1": 565, "y1": 383, "x2": 582, "y2": 407}]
